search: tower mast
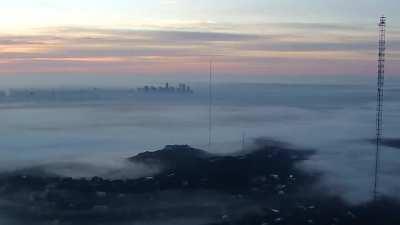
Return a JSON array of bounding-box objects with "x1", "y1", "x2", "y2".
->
[
  {"x1": 374, "y1": 16, "x2": 386, "y2": 201},
  {"x1": 208, "y1": 60, "x2": 213, "y2": 151},
  {"x1": 241, "y1": 132, "x2": 246, "y2": 151}
]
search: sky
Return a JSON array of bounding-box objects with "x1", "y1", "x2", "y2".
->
[{"x1": 0, "y1": 0, "x2": 399, "y2": 78}]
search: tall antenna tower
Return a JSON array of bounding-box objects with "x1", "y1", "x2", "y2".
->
[
  {"x1": 374, "y1": 16, "x2": 386, "y2": 201},
  {"x1": 241, "y1": 132, "x2": 246, "y2": 151},
  {"x1": 208, "y1": 60, "x2": 213, "y2": 150}
]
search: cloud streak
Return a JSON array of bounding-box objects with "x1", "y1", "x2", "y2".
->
[{"x1": 0, "y1": 22, "x2": 399, "y2": 76}]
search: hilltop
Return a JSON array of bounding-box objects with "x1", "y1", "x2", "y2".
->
[{"x1": 0, "y1": 140, "x2": 399, "y2": 225}]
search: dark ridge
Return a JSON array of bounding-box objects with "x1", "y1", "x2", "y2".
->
[
  {"x1": 126, "y1": 142, "x2": 317, "y2": 194},
  {"x1": 129, "y1": 144, "x2": 212, "y2": 169},
  {"x1": 0, "y1": 141, "x2": 316, "y2": 224},
  {"x1": 207, "y1": 197, "x2": 400, "y2": 225},
  {"x1": 382, "y1": 138, "x2": 400, "y2": 149},
  {"x1": 0, "y1": 141, "x2": 399, "y2": 225},
  {"x1": 367, "y1": 138, "x2": 400, "y2": 149}
]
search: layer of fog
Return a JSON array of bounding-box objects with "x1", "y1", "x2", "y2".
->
[{"x1": 0, "y1": 80, "x2": 399, "y2": 203}]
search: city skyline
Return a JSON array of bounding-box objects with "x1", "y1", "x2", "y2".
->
[{"x1": 0, "y1": 0, "x2": 399, "y2": 77}]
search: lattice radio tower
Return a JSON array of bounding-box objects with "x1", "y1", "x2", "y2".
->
[{"x1": 374, "y1": 16, "x2": 386, "y2": 202}]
